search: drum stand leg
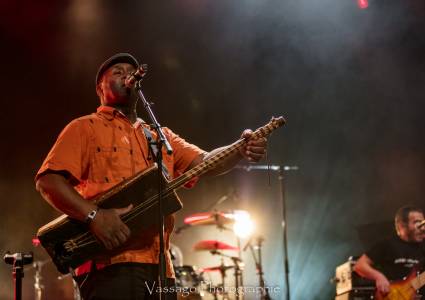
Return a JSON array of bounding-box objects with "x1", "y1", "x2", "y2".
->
[{"x1": 33, "y1": 261, "x2": 45, "y2": 300}]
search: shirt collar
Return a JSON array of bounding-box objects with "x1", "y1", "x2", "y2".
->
[
  {"x1": 96, "y1": 105, "x2": 122, "y2": 121},
  {"x1": 96, "y1": 105, "x2": 145, "y2": 127}
]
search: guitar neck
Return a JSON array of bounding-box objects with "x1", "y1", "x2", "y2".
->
[
  {"x1": 167, "y1": 116, "x2": 285, "y2": 191},
  {"x1": 169, "y1": 139, "x2": 243, "y2": 190}
]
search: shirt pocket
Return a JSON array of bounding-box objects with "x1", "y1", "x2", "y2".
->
[{"x1": 90, "y1": 145, "x2": 134, "y2": 183}]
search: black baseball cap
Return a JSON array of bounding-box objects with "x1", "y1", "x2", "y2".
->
[{"x1": 95, "y1": 53, "x2": 139, "y2": 85}]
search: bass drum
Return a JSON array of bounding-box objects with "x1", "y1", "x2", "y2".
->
[{"x1": 175, "y1": 265, "x2": 203, "y2": 300}]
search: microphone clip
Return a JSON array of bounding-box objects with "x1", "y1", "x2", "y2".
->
[{"x1": 125, "y1": 64, "x2": 148, "y2": 88}]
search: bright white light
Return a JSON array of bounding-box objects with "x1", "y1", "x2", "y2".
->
[{"x1": 233, "y1": 210, "x2": 255, "y2": 238}]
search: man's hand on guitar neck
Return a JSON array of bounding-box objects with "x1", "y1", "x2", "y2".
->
[
  {"x1": 375, "y1": 272, "x2": 391, "y2": 295},
  {"x1": 239, "y1": 129, "x2": 267, "y2": 162}
]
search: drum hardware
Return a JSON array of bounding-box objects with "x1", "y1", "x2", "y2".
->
[
  {"x1": 200, "y1": 265, "x2": 235, "y2": 273},
  {"x1": 174, "y1": 265, "x2": 204, "y2": 300},
  {"x1": 192, "y1": 240, "x2": 241, "y2": 299},
  {"x1": 4, "y1": 251, "x2": 34, "y2": 300},
  {"x1": 188, "y1": 212, "x2": 250, "y2": 300},
  {"x1": 243, "y1": 236, "x2": 271, "y2": 300},
  {"x1": 183, "y1": 211, "x2": 235, "y2": 229},
  {"x1": 200, "y1": 259, "x2": 232, "y2": 300},
  {"x1": 209, "y1": 250, "x2": 244, "y2": 300},
  {"x1": 175, "y1": 265, "x2": 203, "y2": 288},
  {"x1": 30, "y1": 259, "x2": 50, "y2": 300},
  {"x1": 175, "y1": 189, "x2": 239, "y2": 234},
  {"x1": 193, "y1": 240, "x2": 239, "y2": 252},
  {"x1": 170, "y1": 243, "x2": 184, "y2": 267},
  {"x1": 180, "y1": 204, "x2": 259, "y2": 299}
]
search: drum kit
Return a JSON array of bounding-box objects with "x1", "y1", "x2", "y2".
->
[{"x1": 173, "y1": 209, "x2": 271, "y2": 300}]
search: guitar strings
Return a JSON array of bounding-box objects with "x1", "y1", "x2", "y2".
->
[
  {"x1": 64, "y1": 126, "x2": 276, "y2": 252},
  {"x1": 65, "y1": 141, "x2": 246, "y2": 251}
]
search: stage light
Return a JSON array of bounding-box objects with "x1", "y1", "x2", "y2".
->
[
  {"x1": 233, "y1": 210, "x2": 255, "y2": 239},
  {"x1": 357, "y1": 0, "x2": 369, "y2": 9}
]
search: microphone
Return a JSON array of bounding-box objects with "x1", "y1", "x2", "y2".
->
[
  {"x1": 124, "y1": 64, "x2": 148, "y2": 88},
  {"x1": 417, "y1": 220, "x2": 425, "y2": 230}
]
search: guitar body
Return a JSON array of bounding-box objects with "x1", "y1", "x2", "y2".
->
[
  {"x1": 37, "y1": 165, "x2": 182, "y2": 274},
  {"x1": 375, "y1": 272, "x2": 421, "y2": 300}
]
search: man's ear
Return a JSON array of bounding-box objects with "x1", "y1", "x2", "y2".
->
[
  {"x1": 396, "y1": 221, "x2": 407, "y2": 235},
  {"x1": 96, "y1": 82, "x2": 103, "y2": 99}
]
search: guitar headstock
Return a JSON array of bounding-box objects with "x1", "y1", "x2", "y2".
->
[
  {"x1": 270, "y1": 116, "x2": 286, "y2": 128},
  {"x1": 252, "y1": 116, "x2": 286, "y2": 139}
]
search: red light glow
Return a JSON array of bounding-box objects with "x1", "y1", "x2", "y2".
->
[
  {"x1": 32, "y1": 237, "x2": 41, "y2": 247},
  {"x1": 357, "y1": 0, "x2": 369, "y2": 9}
]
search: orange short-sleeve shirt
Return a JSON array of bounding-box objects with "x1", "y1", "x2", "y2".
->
[{"x1": 36, "y1": 106, "x2": 205, "y2": 276}]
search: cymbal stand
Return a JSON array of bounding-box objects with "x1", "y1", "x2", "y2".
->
[
  {"x1": 236, "y1": 236, "x2": 244, "y2": 291},
  {"x1": 246, "y1": 237, "x2": 271, "y2": 300},
  {"x1": 210, "y1": 250, "x2": 243, "y2": 300},
  {"x1": 219, "y1": 259, "x2": 229, "y2": 300},
  {"x1": 230, "y1": 256, "x2": 243, "y2": 300}
]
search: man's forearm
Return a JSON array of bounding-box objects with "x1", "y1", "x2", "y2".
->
[
  {"x1": 354, "y1": 254, "x2": 385, "y2": 281},
  {"x1": 36, "y1": 173, "x2": 96, "y2": 222}
]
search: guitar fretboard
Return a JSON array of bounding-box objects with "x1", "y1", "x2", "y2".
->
[{"x1": 167, "y1": 116, "x2": 285, "y2": 192}]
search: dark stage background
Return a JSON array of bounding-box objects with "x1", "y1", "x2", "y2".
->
[{"x1": 1, "y1": 0, "x2": 425, "y2": 299}]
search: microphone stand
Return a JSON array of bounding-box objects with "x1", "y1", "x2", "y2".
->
[
  {"x1": 278, "y1": 166, "x2": 290, "y2": 300},
  {"x1": 235, "y1": 164, "x2": 298, "y2": 300},
  {"x1": 135, "y1": 80, "x2": 173, "y2": 300},
  {"x1": 4, "y1": 251, "x2": 34, "y2": 300}
]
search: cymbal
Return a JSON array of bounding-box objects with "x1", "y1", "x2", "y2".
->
[
  {"x1": 200, "y1": 265, "x2": 234, "y2": 273},
  {"x1": 193, "y1": 240, "x2": 239, "y2": 251},
  {"x1": 184, "y1": 211, "x2": 234, "y2": 226}
]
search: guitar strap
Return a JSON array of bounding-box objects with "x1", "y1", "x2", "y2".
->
[{"x1": 142, "y1": 126, "x2": 171, "y2": 180}]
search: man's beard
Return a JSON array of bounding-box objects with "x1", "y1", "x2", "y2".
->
[
  {"x1": 112, "y1": 83, "x2": 137, "y2": 104},
  {"x1": 407, "y1": 230, "x2": 420, "y2": 242}
]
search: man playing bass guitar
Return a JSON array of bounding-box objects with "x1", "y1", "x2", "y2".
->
[
  {"x1": 354, "y1": 206, "x2": 425, "y2": 300},
  {"x1": 35, "y1": 53, "x2": 269, "y2": 300}
]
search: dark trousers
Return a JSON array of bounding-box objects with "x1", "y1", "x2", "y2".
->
[{"x1": 75, "y1": 263, "x2": 177, "y2": 300}]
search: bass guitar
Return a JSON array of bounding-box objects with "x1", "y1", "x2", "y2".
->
[{"x1": 375, "y1": 270, "x2": 425, "y2": 300}]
